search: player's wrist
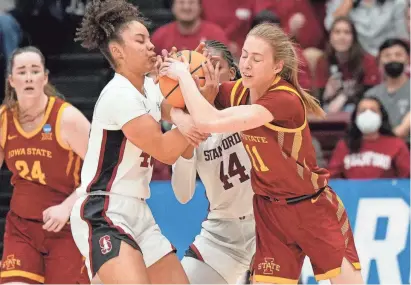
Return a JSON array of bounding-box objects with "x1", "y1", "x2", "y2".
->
[{"x1": 176, "y1": 68, "x2": 190, "y2": 81}]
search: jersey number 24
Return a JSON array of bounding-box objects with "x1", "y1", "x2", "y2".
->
[
  {"x1": 220, "y1": 153, "x2": 250, "y2": 190},
  {"x1": 15, "y1": 160, "x2": 46, "y2": 185}
]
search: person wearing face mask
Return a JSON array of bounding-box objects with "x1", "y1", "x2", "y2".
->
[
  {"x1": 365, "y1": 39, "x2": 410, "y2": 142},
  {"x1": 329, "y1": 97, "x2": 410, "y2": 178}
]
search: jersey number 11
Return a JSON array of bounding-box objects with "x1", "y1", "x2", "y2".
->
[{"x1": 220, "y1": 153, "x2": 250, "y2": 190}]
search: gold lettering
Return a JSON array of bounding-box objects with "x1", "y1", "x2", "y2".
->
[
  {"x1": 7, "y1": 148, "x2": 52, "y2": 159},
  {"x1": 257, "y1": 258, "x2": 280, "y2": 275},
  {"x1": 239, "y1": 134, "x2": 268, "y2": 144}
]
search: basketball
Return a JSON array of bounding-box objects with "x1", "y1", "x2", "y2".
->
[{"x1": 159, "y1": 50, "x2": 207, "y2": 108}]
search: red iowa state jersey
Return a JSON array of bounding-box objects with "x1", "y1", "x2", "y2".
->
[
  {"x1": 0, "y1": 97, "x2": 81, "y2": 220},
  {"x1": 217, "y1": 77, "x2": 330, "y2": 199}
]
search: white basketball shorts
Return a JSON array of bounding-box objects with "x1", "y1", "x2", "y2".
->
[
  {"x1": 70, "y1": 193, "x2": 174, "y2": 280},
  {"x1": 183, "y1": 214, "x2": 256, "y2": 284}
]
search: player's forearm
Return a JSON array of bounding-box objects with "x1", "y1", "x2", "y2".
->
[
  {"x1": 177, "y1": 71, "x2": 221, "y2": 125},
  {"x1": 161, "y1": 100, "x2": 173, "y2": 123},
  {"x1": 181, "y1": 145, "x2": 195, "y2": 159},
  {"x1": 158, "y1": 128, "x2": 191, "y2": 165},
  {"x1": 171, "y1": 151, "x2": 197, "y2": 204},
  {"x1": 61, "y1": 190, "x2": 79, "y2": 211}
]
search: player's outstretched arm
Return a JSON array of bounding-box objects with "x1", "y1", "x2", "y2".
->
[
  {"x1": 171, "y1": 145, "x2": 197, "y2": 204},
  {"x1": 122, "y1": 114, "x2": 201, "y2": 165},
  {"x1": 60, "y1": 105, "x2": 91, "y2": 159},
  {"x1": 161, "y1": 57, "x2": 274, "y2": 133},
  {"x1": 171, "y1": 101, "x2": 274, "y2": 134}
]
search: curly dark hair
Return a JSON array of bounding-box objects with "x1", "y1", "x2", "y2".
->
[
  {"x1": 346, "y1": 96, "x2": 394, "y2": 153},
  {"x1": 75, "y1": 0, "x2": 148, "y2": 67}
]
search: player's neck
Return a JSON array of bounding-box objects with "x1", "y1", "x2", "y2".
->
[
  {"x1": 17, "y1": 93, "x2": 48, "y2": 117},
  {"x1": 118, "y1": 70, "x2": 145, "y2": 95},
  {"x1": 249, "y1": 78, "x2": 276, "y2": 103},
  {"x1": 177, "y1": 19, "x2": 201, "y2": 35}
]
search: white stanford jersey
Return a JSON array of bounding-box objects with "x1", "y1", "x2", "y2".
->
[
  {"x1": 172, "y1": 132, "x2": 253, "y2": 219},
  {"x1": 76, "y1": 73, "x2": 163, "y2": 199}
]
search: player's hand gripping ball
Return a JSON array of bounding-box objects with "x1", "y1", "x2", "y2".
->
[{"x1": 159, "y1": 50, "x2": 207, "y2": 108}]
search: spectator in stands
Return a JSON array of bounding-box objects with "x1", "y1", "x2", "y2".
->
[
  {"x1": 0, "y1": 13, "x2": 20, "y2": 62},
  {"x1": 200, "y1": 0, "x2": 258, "y2": 58},
  {"x1": 256, "y1": 0, "x2": 325, "y2": 65},
  {"x1": 365, "y1": 39, "x2": 410, "y2": 142},
  {"x1": 250, "y1": 10, "x2": 313, "y2": 91},
  {"x1": 405, "y1": 1, "x2": 410, "y2": 75},
  {"x1": 329, "y1": 97, "x2": 410, "y2": 178},
  {"x1": 325, "y1": 0, "x2": 409, "y2": 57},
  {"x1": 152, "y1": 0, "x2": 228, "y2": 54},
  {"x1": 0, "y1": 11, "x2": 20, "y2": 102},
  {"x1": 315, "y1": 17, "x2": 380, "y2": 112},
  {"x1": 258, "y1": 0, "x2": 325, "y2": 49}
]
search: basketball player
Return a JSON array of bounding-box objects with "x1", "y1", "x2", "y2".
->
[
  {"x1": 69, "y1": 0, "x2": 206, "y2": 283},
  {"x1": 162, "y1": 23, "x2": 364, "y2": 284},
  {"x1": 0, "y1": 46, "x2": 90, "y2": 284},
  {"x1": 171, "y1": 40, "x2": 255, "y2": 285}
]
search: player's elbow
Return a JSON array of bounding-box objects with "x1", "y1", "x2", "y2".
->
[
  {"x1": 156, "y1": 155, "x2": 177, "y2": 165},
  {"x1": 171, "y1": 183, "x2": 194, "y2": 204},
  {"x1": 155, "y1": 151, "x2": 180, "y2": 165},
  {"x1": 175, "y1": 194, "x2": 192, "y2": 204}
]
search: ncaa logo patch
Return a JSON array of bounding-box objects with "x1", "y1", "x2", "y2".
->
[
  {"x1": 43, "y1": 124, "x2": 52, "y2": 133},
  {"x1": 41, "y1": 124, "x2": 53, "y2": 141},
  {"x1": 99, "y1": 235, "x2": 112, "y2": 255}
]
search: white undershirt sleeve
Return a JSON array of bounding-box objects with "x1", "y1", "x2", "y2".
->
[{"x1": 171, "y1": 149, "x2": 198, "y2": 204}]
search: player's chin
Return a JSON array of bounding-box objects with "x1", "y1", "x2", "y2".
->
[
  {"x1": 241, "y1": 76, "x2": 254, "y2": 88},
  {"x1": 146, "y1": 58, "x2": 156, "y2": 70}
]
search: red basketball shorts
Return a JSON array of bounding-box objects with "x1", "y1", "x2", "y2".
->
[
  {"x1": 252, "y1": 187, "x2": 361, "y2": 284},
  {"x1": 0, "y1": 211, "x2": 89, "y2": 284}
]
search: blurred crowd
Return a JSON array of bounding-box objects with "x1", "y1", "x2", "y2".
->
[{"x1": 0, "y1": 0, "x2": 410, "y2": 181}]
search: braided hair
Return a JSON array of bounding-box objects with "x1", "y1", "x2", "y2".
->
[
  {"x1": 75, "y1": 0, "x2": 149, "y2": 67},
  {"x1": 204, "y1": 40, "x2": 241, "y2": 80}
]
